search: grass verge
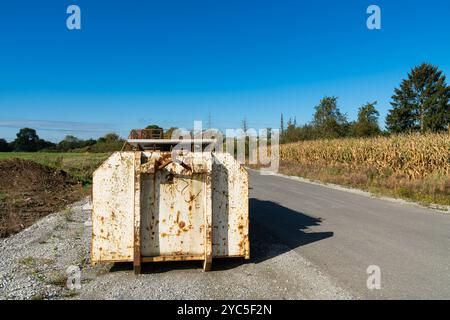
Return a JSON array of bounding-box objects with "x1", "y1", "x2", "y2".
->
[{"x1": 266, "y1": 161, "x2": 450, "y2": 208}]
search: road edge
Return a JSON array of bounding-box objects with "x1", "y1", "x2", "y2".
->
[{"x1": 247, "y1": 168, "x2": 450, "y2": 214}]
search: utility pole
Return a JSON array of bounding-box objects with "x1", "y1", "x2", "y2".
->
[
  {"x1": 207, "y1": 113, "x2": 212, "y2": 129},
  {"x1": 242, "y1": 117, "x2": 248, "y2": 132}
]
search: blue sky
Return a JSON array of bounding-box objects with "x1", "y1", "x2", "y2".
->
[{"x1": 0, "y1": 0, "x2": 449, "y2": 142}]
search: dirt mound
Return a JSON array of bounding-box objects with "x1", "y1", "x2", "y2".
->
[{"x1": 0, "y1": 158, "x2": 84, "y2": 237}]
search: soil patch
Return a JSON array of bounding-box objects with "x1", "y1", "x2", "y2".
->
[{"x1": 0, "y1": 158, "x2": 84, "y2": 237}]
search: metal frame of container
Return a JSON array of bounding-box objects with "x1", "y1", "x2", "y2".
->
[{"x1": 91, "y1": 144, "x2": 249, "y2": 274}]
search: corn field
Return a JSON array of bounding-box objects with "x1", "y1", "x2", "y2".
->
[{"x1": 280, "y1": 133, "x2": 450, "y2": 180}]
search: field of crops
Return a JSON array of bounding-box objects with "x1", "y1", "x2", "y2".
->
[
  {"x1": 281, "y1": 133, "x2": 449, "y2": 179},
  {"x1": 278, "y1": 133, "x2": 450, "y2": 206}
]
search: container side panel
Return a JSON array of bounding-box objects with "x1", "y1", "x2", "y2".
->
[
  {"x1": 92, "y1": 152, "x2": 135, "y2": 262},
  {"x1": 212, "y1": 153, "x2": 249, "y2": 258}
]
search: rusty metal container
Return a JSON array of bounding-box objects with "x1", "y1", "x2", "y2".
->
[{"x1": 91, "y1": 139, "x2": 249, "y2": 273}]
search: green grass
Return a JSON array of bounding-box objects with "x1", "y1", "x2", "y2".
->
[
  {"x1": 18, "y1": 256, "x2": 55, "y2": 267},
  {"x1": 31, "y1": 293, "x2": 45, "y2": 300},
  {"x1": 0, "y1": 152, "x2": 110, "y2": 184},
  {"x1": 18, "y1": 256, "x2": 38, "y2": 267},
  {"x1": 45, "y1": 271, "x2": 68, "y2": 287},
  {"x1": 63, "y1": 208, "x2": 75, "y2": 222},
  {"x1": 63, "y1": 290, "x2": 80, "y2": 298}
]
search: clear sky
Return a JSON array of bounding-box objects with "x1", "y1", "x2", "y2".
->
[{"x1": 1, "y1": 0, "x2": 449, "y2": 142}]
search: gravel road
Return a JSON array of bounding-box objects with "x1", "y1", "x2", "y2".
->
[{"x1": 0, "y1": 198, "x2": 352, "y2": 300}]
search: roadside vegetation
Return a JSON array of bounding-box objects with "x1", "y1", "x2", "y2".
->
[
  {"x1": 268, "y1": 63, "x2": 450, "y2": 207},
  {"x1": 278, "y1": 133, "x2": 450, "y2": 206}
]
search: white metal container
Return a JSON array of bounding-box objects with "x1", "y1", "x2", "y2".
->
[{"x1": 91, "y1": 150, "x2": 249, "y2": 273}]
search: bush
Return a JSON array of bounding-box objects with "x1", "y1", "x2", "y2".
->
[{"x1": 0, "y1": 139, "x2": 12, "y2": 152}]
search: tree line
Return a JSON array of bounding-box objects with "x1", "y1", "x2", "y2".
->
[
  {"x1": 0, "y1": 125, "x2": 179, "y2": 153},
  {"x1": 0, "y1": 128, "x2": 125, "y2": 153},
  {"x1": 280, "y1": 63, "x2": 449, "y2": 143}
]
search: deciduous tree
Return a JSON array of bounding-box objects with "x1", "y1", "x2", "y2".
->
[
  {"x1": 312, "y1": 96, "x2": 349, "y2": 138},
  {"x1": 353, "y1": 102, "x2": 381, "y2": 137}
]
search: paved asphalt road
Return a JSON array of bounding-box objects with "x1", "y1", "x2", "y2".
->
[{"x1": 249, "y1": 170, "x2": 450, "y2": 299}]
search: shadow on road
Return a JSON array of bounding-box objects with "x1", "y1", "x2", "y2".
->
[
  {"x1": 110, "y1": 198, "x2": 333, "y2": 273},
  {"x1": 248, "y1": 198, "x2": 333, "y2": 264}
]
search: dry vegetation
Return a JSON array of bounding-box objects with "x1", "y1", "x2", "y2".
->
[{"x1": 277, "y1": 133, "x2": 450, "y2": 206}]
